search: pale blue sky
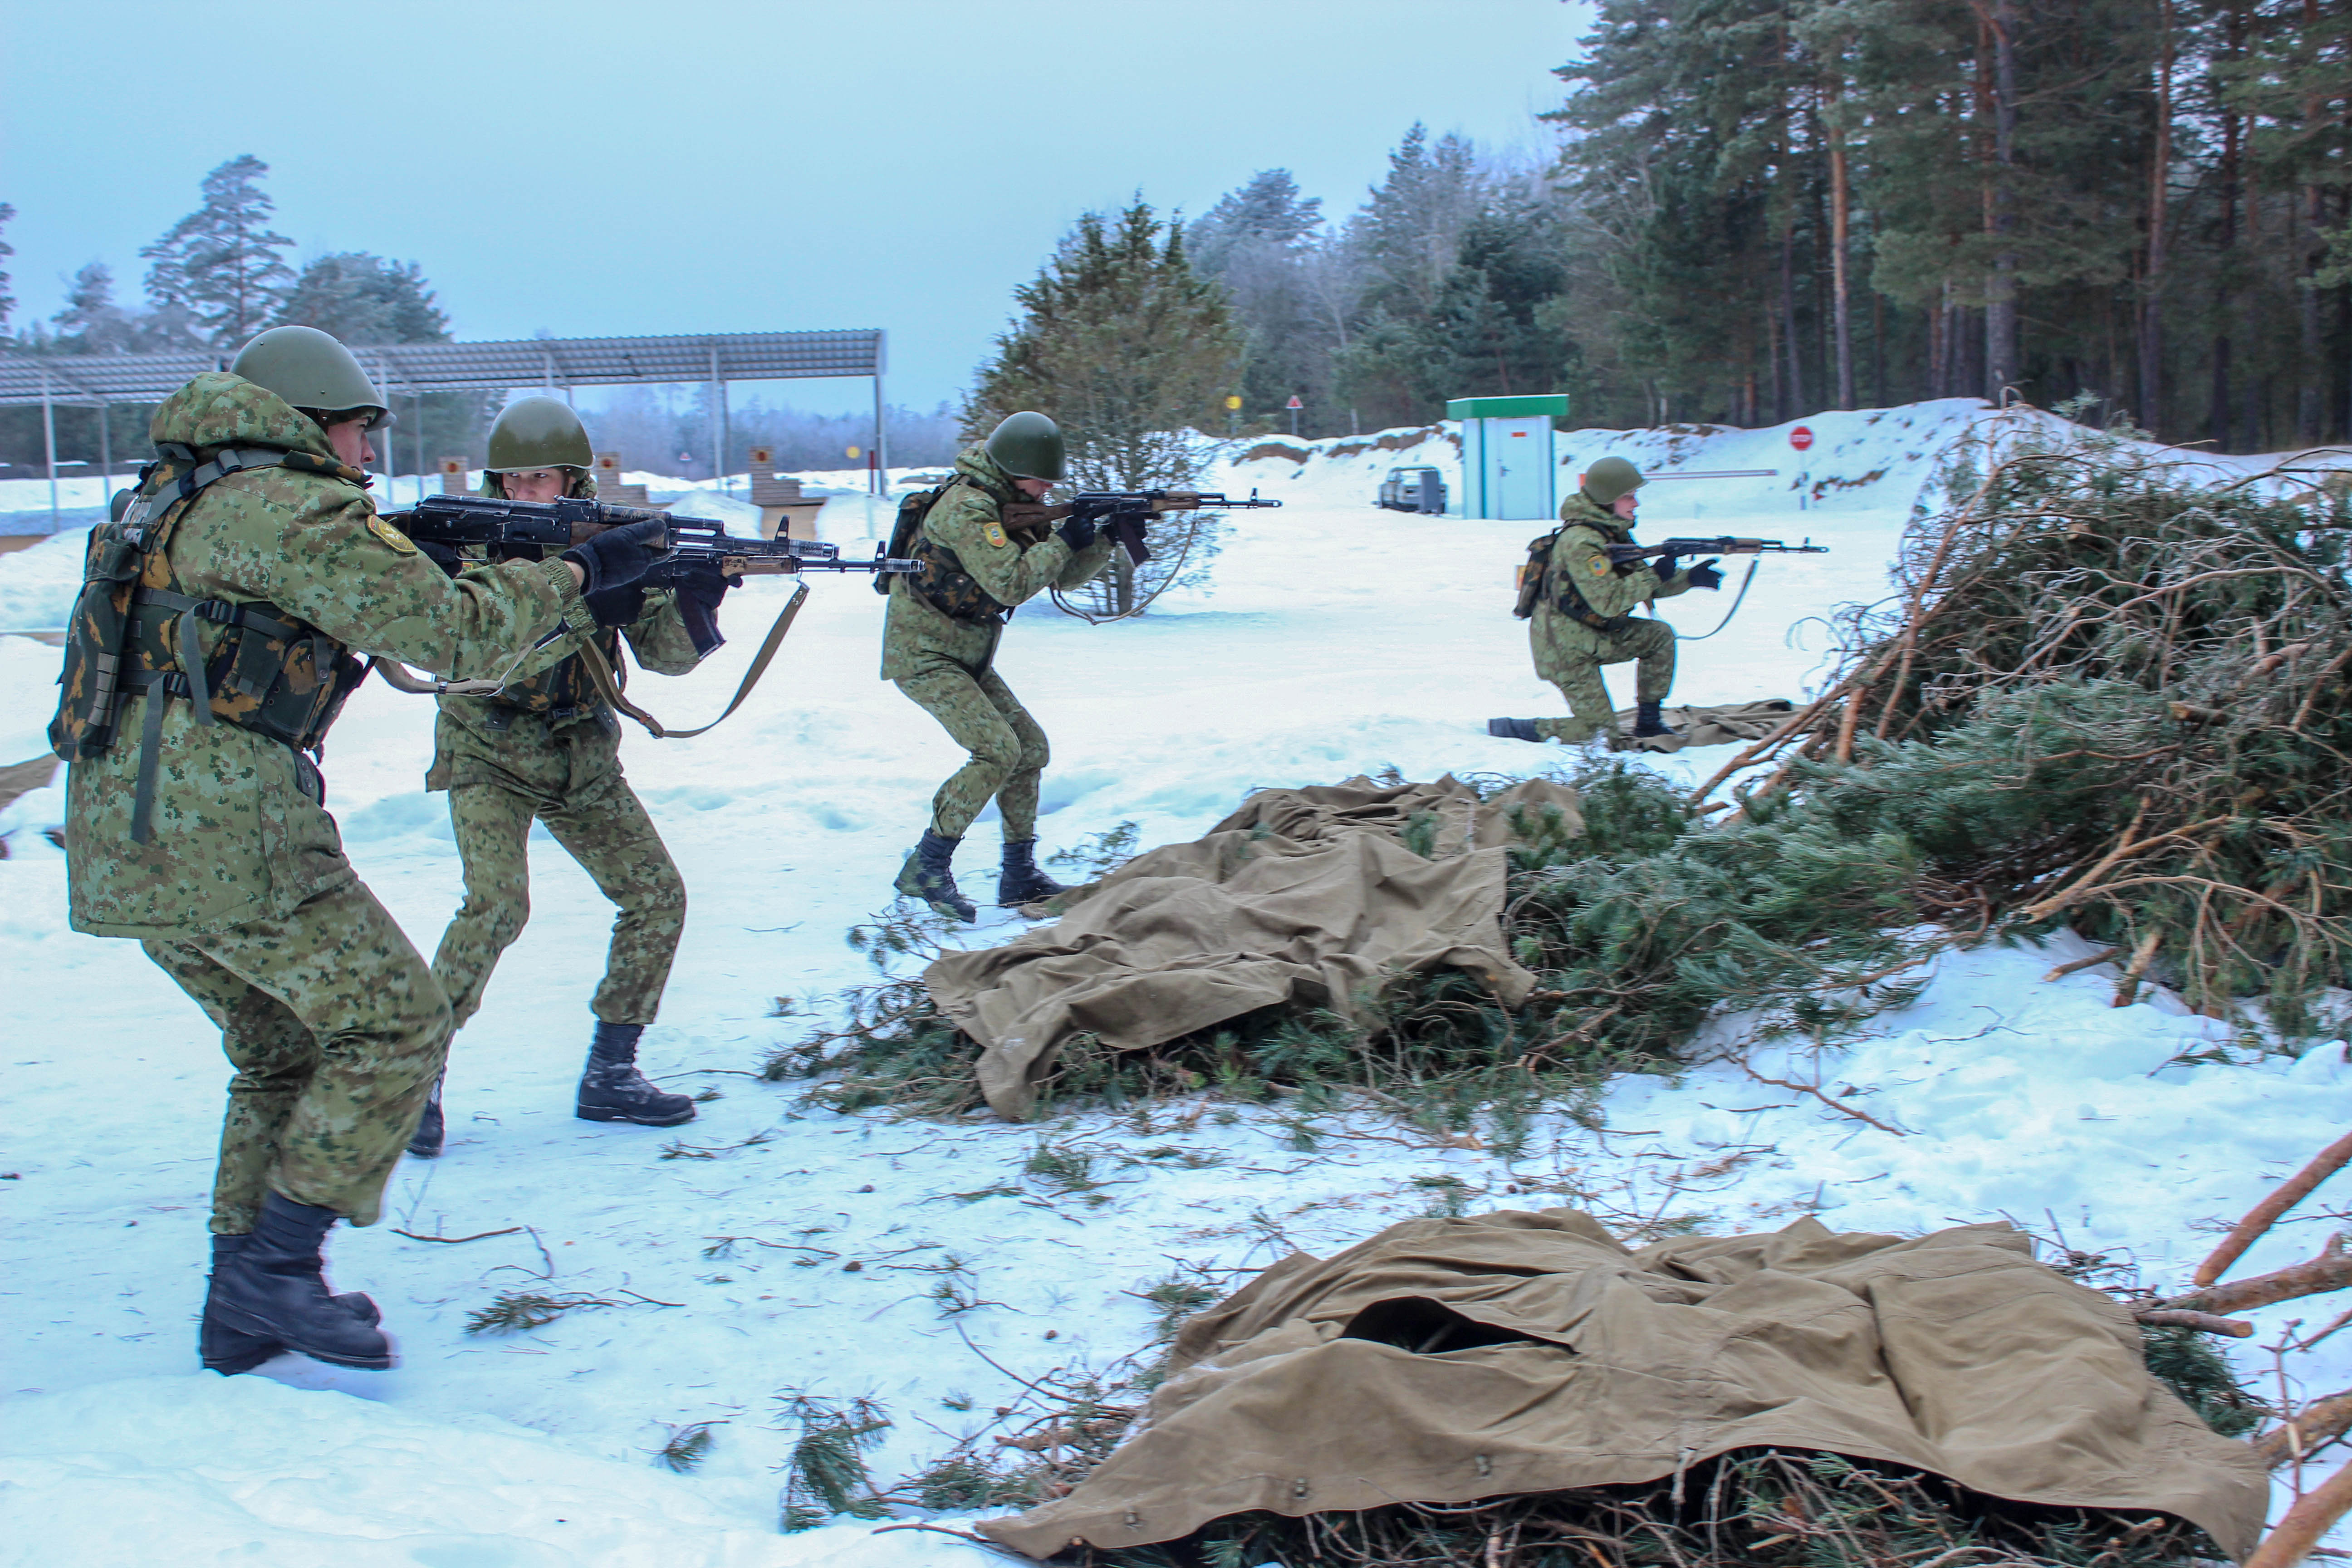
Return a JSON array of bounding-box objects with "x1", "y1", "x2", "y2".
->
[{"x1": 3, "y1": 0, "x2": 1587, "y2": 414}]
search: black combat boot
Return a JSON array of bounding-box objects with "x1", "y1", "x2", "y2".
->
[
  {"x1": 1631, "y1": 701, "x2": 1680, "y2": 739},
  {"x1": 997, "y1": 838, "x2": 1069, "y2": 906},
  {"x1": 405, "y1": 1074, "x2": 444, "y2": 1159},
  {"x1": 894, "y1": 828, "x2": 976, "y2": 921},
  {"x1": 201, "y1": 1232, "x2": 382, "y2": 1375},
  {"x1": 1487, "y1": 718, "x2": 1543, "y2": 743},
  {"x1": 204, "y1": 1192, "x2": 395, "y2": 1371},
  {"x1": 575, "y1": 1021, "x2": 697, "y2": 1127}
]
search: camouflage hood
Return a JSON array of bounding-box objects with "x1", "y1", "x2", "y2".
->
[
  {"x1": 149, "y1": 372, "x2": 342, "y2": 463},
  {"x1": 952, "y1": 444, "x2": 1019, "y2": 504}
]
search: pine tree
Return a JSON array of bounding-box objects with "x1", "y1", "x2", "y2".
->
[
  {"x1": 140, "y1": 155, "x2": 297, "y2": 348},
  {"x1": 0, "y1": 202, "x2": 15, "y2": 341},
  {"x1": 1190, "y1": 170, "x2": 1335, "y2": 431},
  {"x1": 274, "y1": 253, "x2": 451, "y2": 344}
]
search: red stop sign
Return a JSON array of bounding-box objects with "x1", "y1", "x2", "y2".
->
[{"x1": 1789, "y1": 425, "x2": 1815, "y2": 451}]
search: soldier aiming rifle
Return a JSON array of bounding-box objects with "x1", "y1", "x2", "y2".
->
[
  {"x1": 49, "y1": 330, "x2": 665, "y2": 1373},
  {"x1": 1489, "y1": 458, "x2": 1824, "y2": 748},
  {"x1": 387, "y1": 398, "x2": 893, "y2": 1158}
]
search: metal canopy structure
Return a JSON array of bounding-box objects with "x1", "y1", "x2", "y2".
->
[
  {"x1": 1, "y1": 328, "x2": 889, "y2": 521},
  {"x1": 0, "y1": 329, "x2": 884, "y2": 405}
]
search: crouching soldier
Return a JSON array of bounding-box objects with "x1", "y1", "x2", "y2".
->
[
  {"x1": 1489, "y1": 456, "x2": 1720, "y2": 745},
  {"x1": 884, "y1": 412, "x2": 1115, "y2": 920},
  {"x1": 408, "y1": 397, "x2": 729, "y2": 1157},
  {"x1": 51, "y1": 326, "x2": 662, "y2": 1371}
]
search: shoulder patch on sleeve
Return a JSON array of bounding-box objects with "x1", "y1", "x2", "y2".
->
[
  {"x1": 368, "y1": 514, "x2": 420, "y2": 554},
  {"x1": 984, "y1": 521, "x2": 1009, "y2": 549},
  {"x1": 1588, "y1": 555, "x2": 1610, "y2": 573}
]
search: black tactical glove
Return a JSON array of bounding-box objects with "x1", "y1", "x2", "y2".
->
[
  {"x1": 1687, "y1": 558, "x2": 1725, "y2": 591},
  {"x1": 1055, "y1": 514, "x2": 1098, "y2": 552},
  {"x1": 416, "y1": 539, "x2": 465, "y2": 579},
  {"x1": 583, "y1": 582, "x2": 647, "y2": 628},
  {"x1": 669, "y1": 559, "x2": 732, "y2": 657},
  {"x1": 1653, "y1": 552, "x2": 1681, "y2": 580},
  {"x1": 561, "y1": 517, "x2": 667, "y2": 597}
]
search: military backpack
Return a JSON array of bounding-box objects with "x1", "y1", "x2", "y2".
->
[
  {"x1": 48, "y1": 443, "x2": 370, "y2": 842},
  {"x1": 1513, "y1": 524, "x2": 1637, "y2": 634},
  {"x1": 879, "y1": 479, "x2": 1027, "y2": 625}
]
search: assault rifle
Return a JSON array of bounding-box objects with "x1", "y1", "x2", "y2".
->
[
  {"x1": 382, "y1": 493, "x2": 918, "y2": 582},
  {"x1": 1001, "y1": 489, "x2": 1282, "y2": 565},
  {"x1": 1603, "y1": 535, "x2": 1829, "y2": 568}
]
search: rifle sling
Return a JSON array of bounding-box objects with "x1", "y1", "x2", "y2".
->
[{"x1": 571, "y1": 579, "x2": 811, "y2": 740}]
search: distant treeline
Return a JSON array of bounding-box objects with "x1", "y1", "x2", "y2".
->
[
  {"x1": 1174, "y1": 0, "x2": 2347, "y2": 451},
  {"x1": 0, "y1": 159, "x2": 960, "y2": 480}
]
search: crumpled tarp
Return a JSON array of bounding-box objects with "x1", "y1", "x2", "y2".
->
[
  {"x1": 925, "y1": 776, "x2": 1581, "y2": 1119},
  {"x1": 0, "y1": 755, "x2": 59, "y2": 815},
  {"x1": 980, "y1": 1210, "x2": 2268, "y2": 1561},
  {"x1": 1610, "y1": 697, "x2": 1798, "y2": 753}
]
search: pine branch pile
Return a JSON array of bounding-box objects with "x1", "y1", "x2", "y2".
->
[
  {"x1": 1052, "y1": 1448, "x2": 2221, "y2": 1568},
  {"x1": 764, "y1": 424, "x2": 2352, "y2": 1114},
  {"x1": 1711, "y1": 418, "x2": 2352, "y2": 1029}
]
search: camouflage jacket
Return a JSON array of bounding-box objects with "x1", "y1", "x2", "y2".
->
[
  {"x1": 1533, "y1": 494, "x2": 1694, "y2": 631},
  {"x1": 878, "y1": 446, "x2": 1114, "y2": 679},
  {"x1": 428, "y1": 471, "x2": 707, "y2": 791},
  {"x1": 64, "y1": 373, "x2": 594, "y2": 939}
]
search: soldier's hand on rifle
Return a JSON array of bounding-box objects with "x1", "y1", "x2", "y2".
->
[
  {"x1": 561, "y1": 516, "x2": 667, "y2": 597},
  {"x1": 1687, "y1": 558, "x2": 1725, "y2": 591},
  {"x1": 668, "y1": 559, "x2": 732, "y2": 657},
  {"x1": 1055, "y1": 514, "x2": 1098, "y2": 552},
  {"x1": 583, "y1": 582, "x2": 647, "y2": 629},
  {"x1": 416, "y1": 539, "x2": 465, "y2": 579}
]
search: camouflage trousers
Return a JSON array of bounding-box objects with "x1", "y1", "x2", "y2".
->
[
  {"x1": 143, "y1": 878, "x2": 450, "y2": 1233},
  {"x1": 895, "y1": 661, "x2": 1049, "y2": 841},
  {"x1": 430, "y1": 769, "x2": 686, "y2": 1030},
  {"x1": 1531, "y1": 615, "x2": 1677, "y2": 743}
]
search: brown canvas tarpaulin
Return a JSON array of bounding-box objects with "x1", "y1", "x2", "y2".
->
[
  {"x1": 1610, "y1": 697, "x2": 1798, "y2": 753},
  {"x1": 0, "y1": 755, "x2": 59, "y2": 816},
  {"x1": 980, "y1": 1210, "x2": 2269, "y2": 1561},
  {"x1": 924, "y1": 776, "x2": 1581, "y2": 1119}
]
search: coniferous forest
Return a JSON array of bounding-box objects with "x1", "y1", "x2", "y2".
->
[{"x1": 7, "y1": 2, "x2": 2348, "y2": 469}]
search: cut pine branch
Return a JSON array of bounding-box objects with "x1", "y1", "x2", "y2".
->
[
  {"x1": 2254, "y1": 1389, "x2": 2352, "y2": 1470},
  {"x1": 2162, "y1": 1235, "x2": 2352, "y2": 1316},
  {"x1": 2195, "y1": 1128, "x2": 2352, "y2": 1287},
  {"x1": 2132, "y1": 1308, "x2": 2255, "y2": 1337},
  {"x1": 2243, "y1": 1452, "x2": 2352, "y2": 1568}
]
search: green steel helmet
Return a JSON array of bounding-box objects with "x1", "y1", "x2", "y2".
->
[
  {"x1": 228, "y1": 325, "x2": 395, "y2": 430},
  {"x1": 486, "y1": 396, "x2": 593, "y2": 472},
  {"x1": 985, "y1": 411, "x2": 1065, "y2": 482},
  {"x1": 1581, "y1": 455, "x2": 1646, "y2": 506}
]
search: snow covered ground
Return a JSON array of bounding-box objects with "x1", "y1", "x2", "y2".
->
[{"x1": 3, "y1": 402, "x2": 2346, "y2": 1563}]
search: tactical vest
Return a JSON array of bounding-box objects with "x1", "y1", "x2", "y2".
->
[
  {"x1": 1515, "y1": 524, "x2": 1639, "y2": 634},
  {"x1": 459, "y1": 540, "x2": 616, "y2": 719},
  {"x1": 891, "y1": 478, "x2": 1030, "y2": 625},
  {"x1": 48, "y1": 443, "x2": 370, "y2": 842}
]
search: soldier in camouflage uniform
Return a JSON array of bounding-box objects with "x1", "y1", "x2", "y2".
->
[
  {"x1": 50, "y1": 327, "x2": 663, "y2": 1372},
  {"x1": 884, "y1": 412, "x2": 1115, "y2": 920},
  {"x1": 407, "y1": 397, "x2": 725, "y2": 1158},
  {"x1": 1489, "y1": 456, "x2": 1722, "y2": 745}
]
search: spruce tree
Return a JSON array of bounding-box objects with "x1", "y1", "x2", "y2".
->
[
  {"x1": 968, "y1": 199, "x2": 1243, "y2": 612},
  {"x1": 1190, "y1": 170, "x2": 1334, "y2": 431},
  {"x1": 140, "y1": 155, "x2": 297, "y2": 348}
]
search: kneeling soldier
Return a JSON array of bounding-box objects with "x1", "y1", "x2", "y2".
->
[
  {"x1": 1489, "y1": 456, "x2": 1720, "y2": 745},
  {"x1": 52, "y1": 327, "x2": 661, "y2": 1371},
  {"x1": 884, "y1": 412, "x2": 1115, "y2": 920},
  {"x1": 408, "y1": 397, "x2": 728, "y2": 1157}
]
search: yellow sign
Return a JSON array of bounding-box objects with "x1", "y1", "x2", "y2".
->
[
  {"x1": 846, "y1": 445, "x2": 862, "y2": 460},
  {"x1": 1225, "y1": 395, "x2": 1242, "y2": 411}
]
